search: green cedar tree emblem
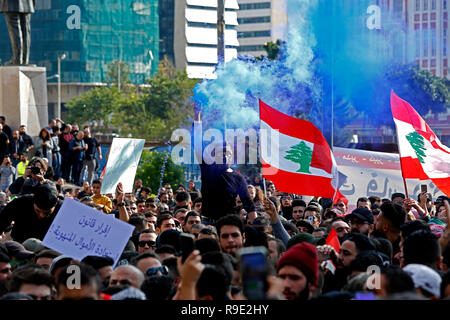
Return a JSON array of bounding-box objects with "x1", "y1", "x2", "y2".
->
[
  {"x1": 284, "y1": 141, "x2": 313, "y2": 173},
  {"x1": 406, "y1": 131, "x2": 427, "y2": 163}
]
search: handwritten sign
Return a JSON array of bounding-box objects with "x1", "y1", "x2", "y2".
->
[
  {"x1": 101, "y1": 138, "x2": 145, "y2": 194},
  {"x1": 333, "y1": 147, "x2": 445, "y2": 212},
  {"x1": 42, "y1": 198, "x2": 134, "y2": 267}
]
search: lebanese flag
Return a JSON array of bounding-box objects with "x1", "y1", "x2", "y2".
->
[
  {"x1": 259, "y1": 99, "x2": 339, "y2": 198},
  {"x1": 391, "y1": 91, "x2": 450, "y2": 196}
]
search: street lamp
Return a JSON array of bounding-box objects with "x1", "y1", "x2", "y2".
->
[{"x1": 57, "y1": 53, "x2": 66, "y2": 119}]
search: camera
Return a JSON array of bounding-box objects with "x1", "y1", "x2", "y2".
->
[{"x1": 30, "y1": 166, "x2": 41, "y2": 175}]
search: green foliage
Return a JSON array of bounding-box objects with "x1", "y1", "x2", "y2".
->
[
  {"x1": 64, "y1": 86, "x2": 123, "y2": 132},
  {"x1": 256, "y1": 40, "x2": 285, "y2": 61},
  {"x1": 135, "y1": 150, "x2": 186, "y2": 195},
  {"x1": 64, "y1": 58, "x2": 197, "y2": 141},
  {"x1": 113, "y1": 58, "x2": 198, "y2": 141},
  {"x1": 106, "y1": 60, "x2": 131, "y2": 88},
  {"x1": 284, "y1": 141, "x2": 313, "y2": 173}
]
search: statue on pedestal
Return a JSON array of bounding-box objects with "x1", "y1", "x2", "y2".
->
[{"x1": 0, "y1": 0, "x2": 36, "y2": 65}]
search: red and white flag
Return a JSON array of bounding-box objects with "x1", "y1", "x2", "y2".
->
[
  {"x1": 391, "y1": 91, "x2": 450, "y2": 196},
  {"x1": 259, "y1": 99, "x2": 339, "y2": 198}
]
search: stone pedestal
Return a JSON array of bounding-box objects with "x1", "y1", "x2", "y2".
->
[{"x1": 0, "y1": 66, "x2": 48, "y2": 136}]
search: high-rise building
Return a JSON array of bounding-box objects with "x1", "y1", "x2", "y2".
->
[
  {"x1": 236, "y1": 0, "x2": 288, "y2": 57},
  {"x1": 0, "y1": 0, "x2": 160, "y2": 84},
  {"x1": 406, "y1": 0, "x2": 450, "y2": 78},
  {"x1": 159, "y1": 0, "x2": 239, "y2": 79}
]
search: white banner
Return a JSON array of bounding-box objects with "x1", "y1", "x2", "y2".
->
[
  {"x1": 42, "y1": 199, "x2": 134, "y2": 267},
  {"x1": 101, "y1": 138, "x2": 145, "y2": 194},
  {"x1": 333, "y1": 147, "x2": 445, "y2": 211}
]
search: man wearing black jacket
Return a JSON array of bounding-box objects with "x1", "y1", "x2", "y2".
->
[
  {"x1": 0, "y1": 182, "x2": 62, "y2": 243},
  {"x1": 193, "y1": 110, "x2": 255, "y2": 222}
]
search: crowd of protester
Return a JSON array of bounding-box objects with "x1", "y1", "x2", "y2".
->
[{"x1": 0, "y1": 115, "x2": 449, "y2": 301}]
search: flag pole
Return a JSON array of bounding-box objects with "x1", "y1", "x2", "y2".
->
[
  {"x1": 392, "y1": 97, "x2": 409, "y2": 198},
  {"x1": 257, "y1": 92, "x2": 267, "y2": 196}
]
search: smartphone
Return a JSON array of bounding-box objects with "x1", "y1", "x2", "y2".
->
[
  {"x1": 179, "y1": 232, "x2": 195, "y2": 263},
  {"x1": 421, "y1": 184, "x2": 427, "y2": 193},
  {"x1": 238, "y1": 246, "x2": 268, "y2": 300},
  {"x1": 30, "y1": 166, "x2": 41, "y2": 175}
]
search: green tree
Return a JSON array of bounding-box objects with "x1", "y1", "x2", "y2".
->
[
  {"x1": 135, "y1": 150, "x2": 186, "y2": 195},
  {"x1": 256, "y1": 40, "x2": 285, "y2": 61},
  {"x1": 284, "y1": 141, "x2": 313, "y2": 173},
  {"x1": 406, "y1": 131, "x2": 427, "y2": 163},
  {"x1": 114, "y1": 57, "x2": 198, "y2": 141},
  {"x1": 64, "y1": 86, "x2": 123, "y2": 132},
  {"x1": 106, "y1": 60, "x2": 131, "y2": 89}
]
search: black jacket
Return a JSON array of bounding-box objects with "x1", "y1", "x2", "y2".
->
[{"x1": 0, "y1": 195, "x2": 63, "y2": 243}]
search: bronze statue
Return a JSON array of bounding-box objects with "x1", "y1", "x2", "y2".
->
[{"x1": 0, "y1": 0, "x2": 36, "y2": 65}]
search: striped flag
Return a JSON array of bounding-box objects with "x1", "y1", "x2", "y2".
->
[
  {"x1": 259, "y1": 99, "x2": 339, "y2": 198},
  {"x1": 391, "y1": 91, "x2": 450, "y2": 197}
]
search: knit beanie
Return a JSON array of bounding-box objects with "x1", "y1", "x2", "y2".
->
[{"x1": 276, "y1": 242, "x2": 319, "y2": 286}]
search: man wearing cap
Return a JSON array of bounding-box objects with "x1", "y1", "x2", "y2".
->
[
  {"x1": 346, "y1": 207, "x2": 374, "y2": 236},
  {"x1": 276, "y1": 242, "x2": 319, "y2": 300},
  {"x1": 0, "y1": 182, "x2": 62, "y2": 243},
  {"x1": 403, "y1": 263, "x2": 442, "y2": 299},
  {"x1": 391, "y1": 192, "x2": 406, "y2": 206}
]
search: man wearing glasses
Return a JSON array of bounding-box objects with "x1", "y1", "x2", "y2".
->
[
  {"x1": 137, "y1": 229, "x2": 157, "y2": 253},
  {"x1": 345, "y1": 207, "x2": 374, "y2": 236},
  {"x1": 130, "y1": 252, "x2": 164, "y2": 276}
]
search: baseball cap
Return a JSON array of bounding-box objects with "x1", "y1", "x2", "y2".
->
[
  {"x1": 346, "y1": 207, "x2": 374, "y2": 225},
  {"x1": 49, "y1": 255, "x2": 73, "y2": 274},
  {"x1": 4, "y1": 241, "x2": 35, "y2": 260},
  {"x1": 403, "y1": 263, "x2": 441, "y2": 298},
  {"x1": 22, "y1": 238, "x2": 45, "y2": 253},
  {"x1": 391, "y1": 193, "x2": 406, "y2": 201}
]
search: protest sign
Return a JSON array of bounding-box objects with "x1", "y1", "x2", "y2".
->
[
  {"x1": 333, "y1": 147, "x2": 445, "y2": 211},
  {"x1": 101, "y1": 138, "x2": 145, "y2": 194},
  {"x1": 42, "y1": 198, "x2": 134, "y2": 267}
]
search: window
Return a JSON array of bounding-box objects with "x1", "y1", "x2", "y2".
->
[
  {"x1": 444, "y1": 29, "x2": 447, "y2": 56},
  {"x1": 445, "y1": 0, "x2": 447, "y2": 10},
  {"x1": 187, "y1": 21, "x2": 236, "y2": 29},
  {"x1": 237, "y1": 16, "x2": 271, "y2": 24},
  {"x1": 237, "y1": 45, "x2": 266, "y2": 52},
  {"x1": 423, "y1": 28, "x2": 428, "y2": 56},
  {"x1": 415, "y1": 30, "x2": 420, "y2": 57},
  {"x1": 431, "y1": 0, "x2": 436, "y2": 10},
  {"x1": 237, "y1": 30, "x2": 271, "y2": 38},
  {"x1": 423, "y1": 0, "x2": 428, "y2": 10},
  {"x1": 239, "y1": 2, "x2": 271, "y2": 10},
  {"x1": 416, "y1": 0, "x2": 420, "y2": 11},
  {"x1": 431, "y1": 28, "x2": 436, "y2": 56}
]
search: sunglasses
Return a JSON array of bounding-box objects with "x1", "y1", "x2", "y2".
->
[
  {"x1": 138, "y1": 240, "x2": 156, "y2": 248},
  {"x1": 146, "y1": 265, "x2": 169, "y2": 277}
]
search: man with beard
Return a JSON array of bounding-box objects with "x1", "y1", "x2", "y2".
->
[
  {"x1": 280, "y1": 193, "x2": 293, "y2": 220},
  {"x1": 320, "y1": 233, "x2": 376, "y2": 293},
  {"x1": 372, "y1": 202, "x2": 406, "y2": 265},
  {"x1": 346, "y1": 207, "x2": 374, "y2": 236},
  {"x1": 330, "y1": 217, "x2": 350, "y2": 243},
  {"x1": 18, "y1": 125, "x2": 34, "y2": 153},
  {"x1": 276, "y1": 242, "x2": 319, "y2": 300},
  {"x1": 193, "y1": 110, "x2": 255, "y2": 222}
]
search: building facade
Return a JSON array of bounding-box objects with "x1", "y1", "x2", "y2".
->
[
  {"x1": 0, "y1": 0, "x2": 160, "y2": 84},
  {"x1": 236, "y1": 0, "x2": 288, "y2": 57},
  {"x1": 159, "y1": 0, "x2": 239, "y2": 79},
  {"x1": 406, "y1": 0, "x2": 450, "y2": 77}
]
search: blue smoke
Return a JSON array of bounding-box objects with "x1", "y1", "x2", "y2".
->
[{"x1": 192, "y1": 0, "x2": 415, "y2": 143}]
